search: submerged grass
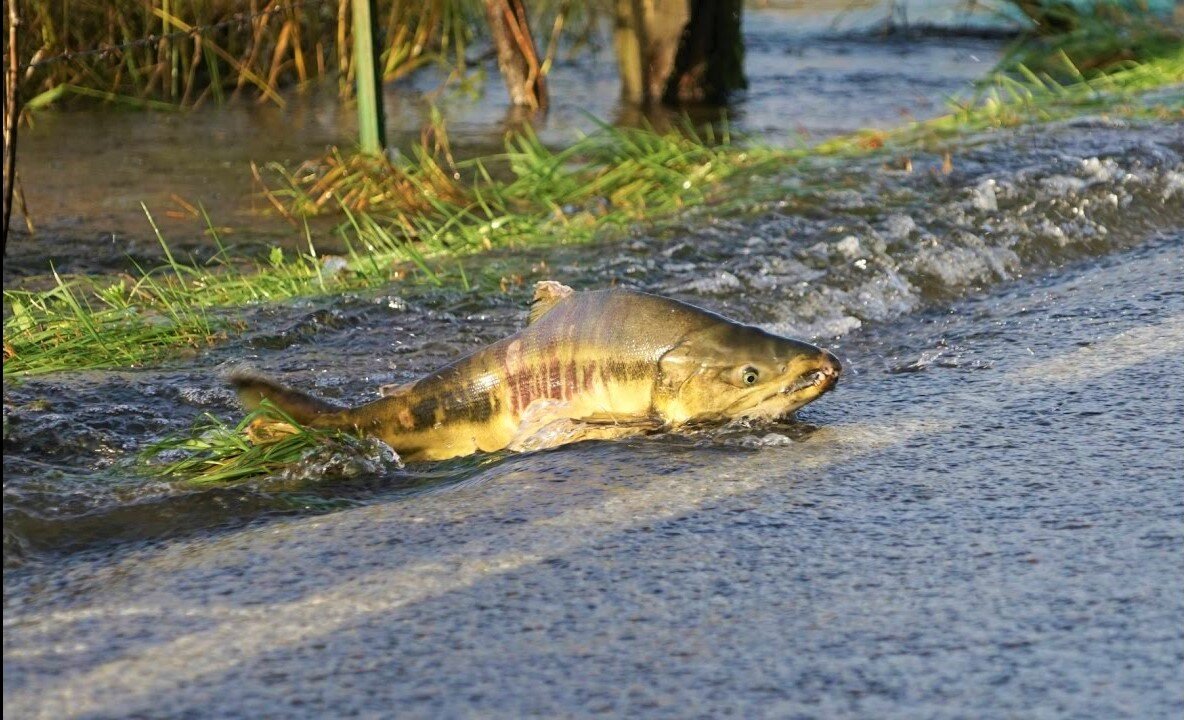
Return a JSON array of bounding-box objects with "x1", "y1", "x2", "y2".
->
[
  {"x1": 5, "y1": 48, "x2": 1183, "y2": 380},
  {"x1": 140, "y1": 400, "x2": 355, "y2": 485},
  {"x1": 4, "y1": 268, "x2": 218, "y2": 374}
]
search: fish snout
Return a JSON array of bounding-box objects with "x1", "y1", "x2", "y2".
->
[
  {"x1": 818, "y1": 350, "x2": 842, "y2": 389},
  {"x1": 779, "y1": 348, "x2": 842, "y2": 396}
]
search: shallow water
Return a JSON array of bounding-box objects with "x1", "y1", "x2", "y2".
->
[
  {"x1": 4, "y1": 225, "x2": 1182, "y2": 719},
  {"x1": 5, "y1": 117, "x2": 1182, "y2": 562},
  {"x1": 6, "y1": 2, "x2": 1005, "y2": 272},
  {"x1": 4, "y1": 2, "x2": 1184, "y2": 715}
]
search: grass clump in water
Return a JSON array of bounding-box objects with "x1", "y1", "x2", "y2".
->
[
  {"x1": 4, "y1": 267, "x2": 218, "y2": 375},
  {"x1": 262, "y1": 115, "x2": 753, "y2": 226},
  {"x1": 141, "y1": 400, "x2": 394, "y2": 486},
  {"x1": 3, "y1": 206, "x2": 384, "y2": 376},
  {"x1": 3, "y1": 196, "x2": 488, "y2": 377}
]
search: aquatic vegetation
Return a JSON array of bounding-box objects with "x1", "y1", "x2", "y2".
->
[
  {"x1": 16, "y1": 0, "x2": 483, "y2": 109},
  {"x1": 820, "y1": 45, "x2": 1184, "y2": 153},
  {"x1": 3, "y1": 266, "x2": 217, "y2": 375},
  {"x1": 4, "y1": 49, "x2": 1181, "y2": 378},
  {"x1": 3, "y1": 207, "x2": 373, "y2": 375},
  {"x1": 999, "y1": 0, "x2": 1183, "y2": 78},
  {"x1": 140, "y1": 400, "x2": 385, "y2": 485},
  {"x1": 265, "y1": 116, "x2": 750, "y2": 221}
]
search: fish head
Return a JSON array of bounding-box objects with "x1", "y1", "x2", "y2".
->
[{"x1": 655, "y1": 322, "x2": 841, "y2": 425}]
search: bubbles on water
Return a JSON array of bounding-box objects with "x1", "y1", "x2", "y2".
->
[
  {"x1": 888, "y1": 349, "x2": 948, "y2": 374},
  {"x1": 1040, "y1": 174, "x2": 1088, "y2": 197},
  {"x1": 834, "y1": 235, "x2": 863, "y2": 259},
  {"x1": 885, "y1": 338, "x2": 996, "y2": 374},
  {"x1": 969, "y1": 179, "x2": 998, "y2": 212},
  {"x1": 882, "y1": 213, "x2": 917, "y2": 242},
  {"x1": 277, "y1": 436, "x2": 403, "y2": 485},
  {"x1": 1080, "y1": 157, "x2": 1122, "y2": 184},
  {"x1": 1161, "y1": 171, "x2": 1184, "y2": 200},
  {"x1": 176, "y1": 386, "x2": 235, "y2": 407},
  {"x1": 693, "y1": 121, "x2": 1184, "y2": 342},
  {"x1": 673, "y1": 270, "x2": 744, "y2": 295},
  {"x1": 731, "y1": 432, "x2": 795, "y2": 448},
  {"x1": 909, "y1": 231, "x2": 1021, "y2": 290}
]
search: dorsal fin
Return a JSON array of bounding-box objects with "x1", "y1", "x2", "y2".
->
[{"x1": 528, "y1": 281, "x2": 574, "y2": 324}]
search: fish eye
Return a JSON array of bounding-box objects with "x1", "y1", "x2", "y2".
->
[{"x1": 742, "y1": 367, "x2": 759, "y2": 385}]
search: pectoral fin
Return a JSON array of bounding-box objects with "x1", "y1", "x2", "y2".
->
[
  {"x1": 508, "y1": 400, "x2": 662, "y2": 453},
  {"x1": 510, "y1": 418, "x2": 660, "y2": 453},
  {"x1": 577, "y1": 412, "x2": 665, "y2": 428}
]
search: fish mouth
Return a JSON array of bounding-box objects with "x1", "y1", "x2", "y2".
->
[
  {"x1": 781, "y1": 369, "x2": 838, "y2": 396},
  {"x1": 729, "y1": 360, "x2": 841, "y2": 421},
  {"x1": 781, "y1": 352, "x2": 842, "y2": 397},
  {"x1": 781, "y1": 370, "x2": 828, "y2": 395}
]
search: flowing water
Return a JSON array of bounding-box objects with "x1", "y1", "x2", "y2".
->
[{"x1": 4, "y1": 4, "x2": 1184, "y2": 718}]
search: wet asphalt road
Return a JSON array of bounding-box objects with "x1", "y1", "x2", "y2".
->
[{"x1": 4, "y1": 239, "x2": 1183, "y2": 718}]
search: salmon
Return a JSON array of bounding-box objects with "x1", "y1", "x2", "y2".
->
[{"x1": 232, "y1": 281, "x2": 841, "y2": 461}]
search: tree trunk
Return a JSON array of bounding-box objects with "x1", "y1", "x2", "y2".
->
[
  {"x1": 614, "y1": 0, "x2": 745, "y2": 107},
  {"x1": 3, "y1": 0, "x2": 21, "y2": 253},
  {"x1": 664, "y1": 0, "x2": 746, "y2": 105},
  {"x1": 483, "y1": 0, "x2": 548, "y2": 110}
]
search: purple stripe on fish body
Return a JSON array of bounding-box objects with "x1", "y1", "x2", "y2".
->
[{"x1": 548, "y1": 357, "x2": 562, "y2": 400}]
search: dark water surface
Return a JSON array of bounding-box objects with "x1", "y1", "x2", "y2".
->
[{"x1": 4, "y1": 3, "x2": 1184, "y2": 716}]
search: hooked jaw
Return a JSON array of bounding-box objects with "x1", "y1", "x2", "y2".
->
[
  {"x1": 786, "y1": 349, "x2": 842, "y2": 397},
  {"x1": 821, "y1": 349, "x2": 842, "y2": 388}
]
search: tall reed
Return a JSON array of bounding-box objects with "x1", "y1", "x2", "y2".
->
[{"x1": 15, "y1": 0, "x2": 480, "y2": 109}]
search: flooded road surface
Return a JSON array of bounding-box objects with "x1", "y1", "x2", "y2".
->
[
  {"x1": 5, "y1": 114, "x2": 1184, "y2": 716},
  {"x1": 7, "y1": 1, "x2": 1005, "y2": 270},
  {"x1": 4, "y1": 231, "x2": 1182, "y2": 719}
]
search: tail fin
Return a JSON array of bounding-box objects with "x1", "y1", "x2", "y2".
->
[{"x1": 228, "y1": 369, "x2": 348, "y2": 426}]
